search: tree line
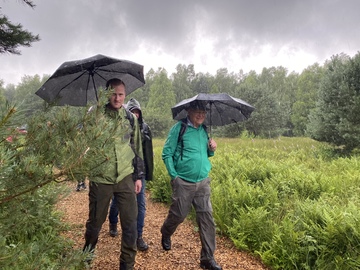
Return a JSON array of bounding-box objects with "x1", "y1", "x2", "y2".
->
[{"x1": 1, "y1": 51, "x2": 360, "y2": 152}]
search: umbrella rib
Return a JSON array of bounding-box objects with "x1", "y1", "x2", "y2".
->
[
  {"x1": 54, "y1": 70, "x2": 89, "y2": 98},
  {"x1": 94, "y1": 67, "x2": 141, "y2": 82},
  {"x1": 93, "y1": 68, "x2": 108, "y2": 82},
  {"x1": 213, "y1": 100, "x2": 249, "y2": 120},
  {"x1": 211, "y1": 101, "x2": 244, "y2": 126}
]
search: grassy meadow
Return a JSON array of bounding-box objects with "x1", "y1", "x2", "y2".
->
[{"x1": 149, "y1": 137, "x2": 360, "y2": 270}]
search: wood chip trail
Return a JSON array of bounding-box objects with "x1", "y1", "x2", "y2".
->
[{"x1": 57, "y1": 181, "x2": 269, "y2": 270}]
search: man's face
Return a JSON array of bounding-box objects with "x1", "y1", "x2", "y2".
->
[
  {"x1": 188, "y1": 108, "x2": 207, "y2": 128},
  {"x1": 109, "y1": 84, "x2": 126, "y2": 110}
]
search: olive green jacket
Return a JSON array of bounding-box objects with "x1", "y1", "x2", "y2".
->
[{"x1": 91, "y1": 105, "x2": 144, "y2": 184}]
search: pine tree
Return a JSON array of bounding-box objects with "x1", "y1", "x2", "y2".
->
[
  {"x1": 0, "y1": 0, "x2": 40, "y2": 55},
  {"x1": 0, "y1": 95, "x2": 117, "y2": 267}
]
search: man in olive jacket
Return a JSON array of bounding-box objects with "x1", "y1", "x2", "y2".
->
[
  {"x1": 83, "y1": 78, "x2": 144, "y2": 270},
  {"x1": 108, "y1": 98, "x2": 154, "y2": 251},
  {"x1": 160, "y1": 100, "x2": 222, "y2": 270}
]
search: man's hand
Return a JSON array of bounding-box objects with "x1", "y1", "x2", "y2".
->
[
  {"x1": 134, "y1": 179, "x2": 142, "y2": 194},
  {"x1": 208, "y1": 138, "x2": 217, "y2": 151}
]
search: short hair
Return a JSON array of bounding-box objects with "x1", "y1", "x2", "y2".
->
[{"x1": 106, "y1": 78, "x2": 126, "y2": 90}]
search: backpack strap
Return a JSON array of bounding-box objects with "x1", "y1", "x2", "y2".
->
[{"x1": 177, "y1": 118, "x2": 210, "y2": 160}]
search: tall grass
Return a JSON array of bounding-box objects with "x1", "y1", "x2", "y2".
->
[{"x1": 149, "y1": 137, "x2": 360, "y2": 270}]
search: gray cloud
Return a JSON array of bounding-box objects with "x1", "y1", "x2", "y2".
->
[{"x1": 1, "y1": 0, "x2": 360, "y2": 85}]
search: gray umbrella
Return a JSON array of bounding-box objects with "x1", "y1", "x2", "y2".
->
[
  {"x1": 35, "y1": 54, "x2": 145, "y2": 106},
  {"x1": 171, "y1": 92, "x2": 255, "y2": 134}
]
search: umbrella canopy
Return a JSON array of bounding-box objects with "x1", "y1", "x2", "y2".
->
[
  {"x1": 35, "y1": 54, "x2": 145, "y2": 106},
  {"x1": 171, "y1": 93, "x2": 255, "y2": 129}
]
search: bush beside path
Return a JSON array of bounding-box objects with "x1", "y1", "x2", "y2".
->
[{"x1": 57, "y1": 181, "x2": 268, "y2": 270}]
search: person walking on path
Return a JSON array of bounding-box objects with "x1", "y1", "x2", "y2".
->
[
  {"x1": 160, "y1": 100, "x2": 222, "y2": 270},
  {"x1": 83, "y1": 78, "x2": 144, "y2": 270},
  {"x1": 108, "y1": 98, "x2": 154, "y2": 252}
]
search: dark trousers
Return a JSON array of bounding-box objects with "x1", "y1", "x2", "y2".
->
[
  {"x1": 161, "y1": 177, "x2": 216, "y2": 262},
  {"x1": 83, "y1": 174, "x2": 138, "y2": 269},
  {"x1": 109, "y1": 178, "x2": 146, "y2": 237}
]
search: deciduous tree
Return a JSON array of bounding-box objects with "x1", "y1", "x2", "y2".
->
[
  {"x1": 291, "y1": 63, "x2": 323, "y2": 136},
  {"x1": 308, "y1": 53, "x2": 360, "y2": 152},
  {"x1": 172, "y1": 64, "x2": 195, "y2": 103},
  {"x1": 146, "y1": 68, "x2": 176, "y2": 137}
]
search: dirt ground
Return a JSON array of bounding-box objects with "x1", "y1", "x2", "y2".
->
[{"x1": 57, "y1": 181, "x2": 269, "y2": 270}]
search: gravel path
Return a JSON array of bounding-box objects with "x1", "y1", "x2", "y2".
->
[{"x1": 57, "y1": 181, "x2": 269, "y2": 270}]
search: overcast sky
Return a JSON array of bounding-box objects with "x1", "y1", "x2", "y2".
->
[{"x1": 1, "y1": 0, "x2": 360, "y2": 86}]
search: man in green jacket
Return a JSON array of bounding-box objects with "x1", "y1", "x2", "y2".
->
[
  {"x1": 83, "y1": 78, "x2": 144, "y2": 270},
  {"x1": 161, "y1": 100, "x2": 222, "y2": 270},
  {"x1": 108, "y1": 98, "x2": 154, "y2": 252}
]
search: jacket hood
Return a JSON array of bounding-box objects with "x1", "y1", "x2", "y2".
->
[{"x1": 126, "y1": 98, "x2": 143, "y2": 121}]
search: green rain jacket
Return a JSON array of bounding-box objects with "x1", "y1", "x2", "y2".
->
[
  {"x1": 91, "y1": 105, "x2": 144, "y2": 184},
  {"x1": 162, "y1": 118, "x2": 214, "y2": 183}
]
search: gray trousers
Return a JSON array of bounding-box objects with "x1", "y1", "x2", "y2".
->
[
  {"x1": 161, "y1": 177, "x2": 216, "y2": 262},
  {"x1": 83, "y1": 174, "x2": 138, "y2": 269}
]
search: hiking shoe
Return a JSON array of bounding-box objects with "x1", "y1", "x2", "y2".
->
[
  {"x1": 83, "y1": 256, "x2": 93, "y2": 268},
  {"x1": 82, "y1": 248, "x2": 95, "y2": 268},
  {"x1": 80, "y1": 181, "x2": 86, "y2": 190},
  {"x1": 76, "y1": 181, "x2": 86, "y2": 191},
  {"x1": 120, "y1": 261, "x2": 127, "y2": 270},
  {"x1": 109, "y1": 223, "x2": 118, "y2": 237},
  {"x1": 137, "y1": 237, "x2": 149, "y2": 251},
  {"x1": 161, "y1": 235, "x2": 171, "y2": 251},
  {"x1": 200, "y1": 259, "x2": 222, "y2": 270}
]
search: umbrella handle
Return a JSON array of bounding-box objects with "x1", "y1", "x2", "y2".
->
[{"x1": 209, "y1": 102, "x2": 212, "y2": 137}]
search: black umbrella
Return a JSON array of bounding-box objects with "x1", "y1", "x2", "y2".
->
[
  {"x1": 35, "y1": 54, "x2": 145, "y2": 106},
  {"x1": 171, "y1": 93, "x2": 255, "y2": 135}
]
